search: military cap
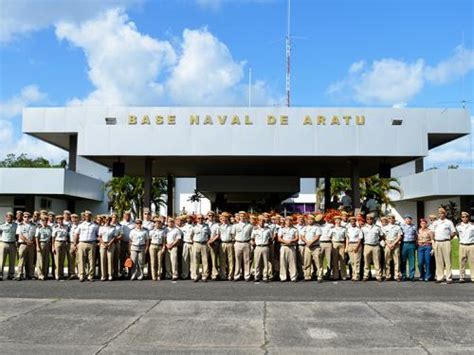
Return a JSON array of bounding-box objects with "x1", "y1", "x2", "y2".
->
[
  {"x1": 48, "y1": 211, "x2": 55, "y2": 216},
  {"x1": 333, "y1": 215, "x2": 342, "y2": 220},
  {"x1": 314, "y1": 214, "x2": 323, "y2": 222},
  {"x1": 63, "y1": 210, "x2": 71, "y2": 215},
  {"x1": 71, "y1": 214, "x2": 79, "y2": 218},
  {"x1": 438, "y1": 207, "x2": 446, "y2": 214},
  {"x1": 404, "y1": 214, "x2": 413, "y2": 220},
  {"x1": 366, "y1": 213, "x2": 375, "y2": 219},
  {"x1": 83, "y1": 210, "x2": 92, "y2": 215},
  {"x1": 5, "y1": 212, "x2": 14, "y2": 217},
  {"x1": 461, "y1": 211, "x2": 470, "y2": 217},
  {"x1": 23, "y1": 212, "x2": 31, "y2": 217}
]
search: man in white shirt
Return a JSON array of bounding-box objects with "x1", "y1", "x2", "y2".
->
[
  {"x1": 74, "y1": 210, "x2": 99, "y2": 282},
  {"x1": 232, "y1": 211, "x2": 253, "y2": 281},
  {"x1": 278, "y1": 217, "x2": 299, "y2": 282},
  {"x1": 165, "y1": 217, "x2": 182, "y2": 281},
  {"x1": 330, "y1": 215, "x2": 347, "y2": 280},
  {"x1": 432, "y1": 207, "x2": 456, "y2": 283},
  {"x1": 15, "y1": 212, "x2": 36, "y2": 280},
  {"x1": 456, "y1": 211, "x2": 474, "y2": 283},
  {"x1": 251, "y1": 215, "x2": 272, "y2": 282},
  {"x1": 128, "y1": 219, "x2": 150, "y2": 280},
  {"x1": 345, "y1": 216, "x2": 363, "y2": 281},
  {"x1": 301, "y1": 214, "x2": 322, "y2": 282},
  {"x1": 207, "y1": 211, "x2": 220, "y2": 280},
  {"x1": 361, "y1": 214, "x2": 384, "y2": 282},
  {"x1": 218, "y1": 212, "x2": 234, "y2": 281},
  {"x1": 180, "y1": 215, "x2": 195, "y2": 280},
  {"x1": 190, "y1": 215, "x2": 211, "y2": 282},
  {"x1": 148, "y1": 218, "x2": 166, "y2": 281}
]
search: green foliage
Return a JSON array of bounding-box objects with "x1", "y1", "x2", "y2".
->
[
  {"x1": 187, "y1": 189, "x2": 204, "y2": 203},
  {"x1": 0, "y1": 153, "x2": 64, "y2": 168},
  {"x1": 441, "y1": 200, "x2": 460, "y2": 225},
  {"x1": 106, "y1": 176, "x2": 167, "y2": 218}
]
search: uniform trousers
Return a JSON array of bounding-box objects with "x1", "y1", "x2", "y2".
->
[
  {"x1": 130, "y1": 246, "x2": 145, "y2": 279},
  {"x1": 253, "y1": 245, "x2": 270, "y2": 281},
  {"x1": 303, "y1": 245, "x2": 322, "y2": 280},
  {"x1": 207, "y1": 243, "x2": 219, "y2": 279},
  {"x1": 53, "y1": 241, "x2": 68, "y2": 280},
  {"x1": 401, "y1": 242, "x2": 416, "y2": 279},
  {"x1": 417, "y1": 245, "x2": 432, "y2": 280},
  {"x1": 347, "y1": 244, "x2": 361, "y2": 280},
  {"x1": 67, "y1": 242, "x2": 77, "y2": 278},
  {"x1": 181, "y1": 242, "x2": 193, "y2": 279},
  {"x1": 0, "y1": 241, "x2": 17, "y2": 279},
  {"x1": 165, "y1": 247, "x2": 179, "y2": 279},
  {"x1": 99, "y1": 244, "x2": 115, "y2": 279},
  {"x1": 234, "y1": 241, "x2": 251, "y2": 280},
  {"x1": 320, "y1": 242, "x2": 333, "y2": 278},
  {"x1": 271, "y1": 242, "x2": 280, "y2": 279},
  {"x1": 149, "y1": 244, "x2": 164, "y2": 280},
  {"x1": 192, "y1": 242, "x2": 209, "y2": 280},
  {"x1": 434, "y1": 240, "x2": 452, "y2": 282},
  {"x1": 78, "y1": 242, "x2": 96, "y2": 280},
  {"x1": 280, "y1": 244, "x2": 297, "y2": 281},
  {"x1": 363, "y1": 245, "x2": 382, "y2": 280},
  {"x1": 17, "y1": 243, "x2": 34, "y2": 279},
  {"x1": 36, "y1": 241, "x2": 50, "y2": 279},
  {"x1": 332, "y1": 241, "x2": 347, "y2": 279},
  {"x1": 219, "y1": 242, "x2": 234, "y2": 280},
  {"x1": 384, "y1": 244, "x2": 400, "y2": 280},
  {"x1": 297, "y1": 244, "x2": 305, "y2": 278},
  {"x1": 459, "y1": 244, "x2": 474, "y2": 281}
]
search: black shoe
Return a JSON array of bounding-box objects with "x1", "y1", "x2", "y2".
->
[
  {"x1": 7, "y1": 276, "x2": 14, "y2": 280},
  {"x1": 15, "y1": 277, "x2": 21, "y2": 281}
]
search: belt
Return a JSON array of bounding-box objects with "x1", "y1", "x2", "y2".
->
[
  {"x1": 183, "y1": 241, "x2": 193, "y2": 244},
  {"x1": 320, "y1": 241, "x2": 332, "y2": 243},
  {"x1": 403, "y1": 241, "x2": 415, "y2": 243},
  {"x1": 332, "y1": 240, "x2": 345, "y2": 243},
  {"x1": 349, "y1": 242, "x2": 359, "y2": 244},
  {"x1": 282, "y1": 244, "x2": 296, "y2": 247},
  {"x1": 151, "y1": 243, "x2": 163, "y2": 246},
  {"x1": 80, "y1": 241, "x2": 96, "y2": 244},
  {"x1": 435, "y1": 239, "x2": 450, "y2": 242},
  {"x1": 365, "y1": 243, "x2": 379, "y2": 246},
  {"x1": 256, "y1": 244, "x2": 269, "y2": 247},
  {"x1": 195, "y1": 241, "x2": 208, "y2": 244},
  {"x1": 460, "y1": 243, "x2": 474, "y2": 246},
  {"x1": 221, "y1": 241, "x2": 233, "y2": 243},
  {"x1": 1, "y1": 241, "x2": 15, "y2": 244},
  {"x1": 55, "y1": 240, "x2": 68, "y2": 243},
  {"x1": 235, "y1": 240, "x2": 250, "y2": 243}
]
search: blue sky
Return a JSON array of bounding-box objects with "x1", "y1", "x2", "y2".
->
[{"x1": 0, "y1": 0, "x2": 473, "y2": 167}]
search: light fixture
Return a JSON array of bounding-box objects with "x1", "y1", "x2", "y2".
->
[{"x1": 105, "y1": 117, "x2": 117, "y2": 125}]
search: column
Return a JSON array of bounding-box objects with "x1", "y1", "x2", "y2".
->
[
  {"x1": 415, "y1": 158, "x2": 424, "y2": 173},
  {"x1": 324, "y1": 176, "x2": 331, "y2": 211},
  {"x1": 351, "y1": 160, "x2": 361, "y2": 213},
  {"x1": 144, "y1": 158, "x2": 152, "y2": 212},
  {"x1": 69, "y1": 134, "x2": 77, "y2": 172},
  {"x1": 167, "y1": 174, "x2": 174, "y2": 216}
]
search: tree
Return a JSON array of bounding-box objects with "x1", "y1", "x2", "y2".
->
[
  {"x1": 106, "y1": 176, "x2": 167, "y2": 218},
  {"x1": 441, "y1": 200, "x2": 460, "y2": 225},
  {"x1": 0, "y1": 153, "x2": 63, "y2": 168}
]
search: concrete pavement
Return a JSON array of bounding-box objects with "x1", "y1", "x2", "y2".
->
[{"x1": 0, "y1": 298, "x2": 473, "y2": 354}]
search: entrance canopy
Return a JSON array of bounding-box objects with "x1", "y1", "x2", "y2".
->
[{"x1": 23, "y1": 107, "x2": 470, "y2": 178}]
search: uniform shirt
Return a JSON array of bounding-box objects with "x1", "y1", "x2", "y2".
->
[
  {"x1": 341, "y1": 220, "x2": 349, "y2": 228},
  {"x1": 401, "y1": 223, "x2": 417, "y2": 242},
  {"x1": 362, "y1": 224, "x2": 383, "y2": 245},
  {"x1": 191, "y1": 223, "x2": 211, "y2": 243},
  {"x1": 218, "y1": 223, "x2": 233, "y2": 242},
  {"x1": 142, "y1": 220, "x2": 154, "y2": 231},
  {"x1": 76, "y1": 221, "x2": 99, "y2": 242},
  {"x1": 346, "y1": 226, "x2": 363, "y2": 243},
  {"x1": 304, "y1": 225, "x2": 322, "y2": 245},
  {"x1": 296, "y1": 224, "x2": 306, "y2": 245},
  {"x1": 166, "y1": 227, "x2": 182, "y2": 244},
  {"x1": 383, "y1": 223, "x2": 402, "y2": 242},
  {"x1": 99, "y1": 225, "x2": 117, "y2": 243},
  {"x1": 69, "y1": 223, "x2": 80, "y2": 242},
  {"x1": 456, "y1": 222, "x2": 474, "y2": 244},
  {"x1": 251, "y1": 226, "x2": 272, "y2": 246},
  {"x1": 278, "y1": 227, "x2": 298, "y2": 244},
  {"x1": 181, "y1": 223, "x2": 194, "y2": 243},
  {"x1": 35, "y1": 225, "x2": 53, "y2": 243},
  {"x1": 320, "y1": 223, "x2": 334, "y2": 242},
  {"x1": 120, "y1": 220, "x2": 135, "y2": 243},
  {"x1": 268, "y1": 223, "x2": 279, "y2": 238},
  {"x1": 16, "y1": 222, "x2": 37, "y2": 242},
  {"x1": 149, "y1": 227, "x2": 166, "y2": 245},
  {"x1": 0, "y1": 222, "x2": 17, "y2": 242},
  {"x1": 129, "y1": 228, "x2": 149, "y2": 247},
  {"x1": 330, "y1": 226, "x2": 346, "y2": 243},
  {"x1": 209, "y1": 222, "x2": 220, "y2": 239},
  {"x1": 432, "y1": 218, "x2": 456, "y2": 241},
  {"x1": 53, "y1": 224, "x2": 69, "y2": 242},
  {"x1": 233, "y1": 222, "x2": 253, "y2": 242}
]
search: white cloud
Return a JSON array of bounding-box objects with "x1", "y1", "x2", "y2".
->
[
  {"x1": 0, "y1": 85, "x2": 47, "y2": 119},
  {"x1": 426, "y1": 116, "x2": 474, "y2": 168},
  {"x1": 327, "y1": 46, "x2": 474, "y2": 106},
  {"x1": 0, "y1": 0, "x2": 140, "y2": 43},
  {"x1": 195, "y1": 0, "x2": 272, "y2": 11},
  {"x1": 56, "y1": 8, "x2": 176, "y2": 106}
]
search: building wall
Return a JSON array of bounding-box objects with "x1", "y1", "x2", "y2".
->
[
  {"x1": 424, "y1": 197, "x2": 461, "y2": 218},
  {"x1": 389, "y1": 201, "x2": 417, "y2": 222},
  {"x1": 34, "y1": 196, "x2": 68, "y2": 213}
]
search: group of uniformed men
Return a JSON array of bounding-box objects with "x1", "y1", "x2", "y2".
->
[{"x1": 0, "y1": 207, "x2": 473, "y2": 283}]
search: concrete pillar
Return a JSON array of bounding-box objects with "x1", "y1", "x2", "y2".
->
[
  {"x1": 69, "y1": 134, "x2": 77, "y2": 172},
  {"x1": 351, "y1": 160, "x2": 361, "y2": 212},
  {"x1": 415, "y1": 158, "x2": 424, "y2": 174},
  {"x1": 167, "y1": 174, "x2": 174, "y2": 216},
  {"x1": 144, "y1": 158, "x2": 152, "y2": 212},
  {"x1": 324, "y1": 176, "x2": 331, "y2": 211}
]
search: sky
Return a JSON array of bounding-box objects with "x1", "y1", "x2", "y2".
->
[{"x1": 0, "y1": 0, "x2": 473, "y2": 169}]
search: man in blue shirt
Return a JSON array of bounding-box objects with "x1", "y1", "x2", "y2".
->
[{"x1": 400, "y1": 215, "x2": 417, "y2": 281}]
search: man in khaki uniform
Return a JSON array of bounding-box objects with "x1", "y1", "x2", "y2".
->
[
  {"x1": 301, "y1": 214, "x2": 322, "y2": 282},
  {"x1": 128, "y1": 219, "x2": 150, "y2": 280},
  {"x1": 190, "y1": 215, "x2": 211, "y2": 282},
  {"x1": 319, "y1": 216, "x2": 334, "y2": 280},
  {"x1": 149, "y1": 218, "x2": 166, "y2": 281},
  {"x1": 278, "y1": 216, "x2": 298, "y2": 282},
  {"x1": 35, "y1": 217, "x2": 52, "y2": 280},
  {"x1": 98, "y1": 215, "x2": 118, "y2": 281},
  {"x1": 295, "y1": 215, "x2": 306, "y2": 280},
  {"x1": 218, "y1": 212, "x2": 234, "y2": 280},
  {"x1": 165, "y1": 218, "x2": 182, "y2": 281},
  {"x1": 0, "y1": 212, "x2": 18, "y2": 280},
  {"x1": 382, "y1": 215, "x2": 402, "y2": 281},
  {"x1": 251, "y1": 215, "x2": 272, "y2": 282},
  {"x1": 345, "y1": 216, "x2": 363, "y2": 281},
  {"x1": 180, "y1": 215, "x2": 195, "y2": 280},
  {"x1": 361, "y1": 214, "x2": 384, "y2": 281},
  {"x1": 52, "y1": 215, "x2": 69, "y2": 280},
  {"x1": 432, "y1": 207, "x2": 456, "y2": 283},
  {"x1": 456, "y1": 211, "x2": 474, "y2": 283},
  {"x1": 68, "y1": 214, "x2": 80, "y2": 279},
  {"x1": 16, "y1": 212, "x2": 36, "y2": 280},
  {"x1": 207, "y1": 211, "x2": 220, "y2": 280},
  {"x1": 232, "y1": 211, "x2": 253, "y2": 281},
  {"x1": 74, "y1": 210, "x2": 99, "y2": 282},
  {"x1": 330, "y1": 215, "x2": 347, "y2": 280}
]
